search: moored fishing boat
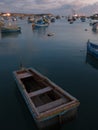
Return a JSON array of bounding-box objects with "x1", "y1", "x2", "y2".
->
[
  {"x1": 0, "y1": 20, "x2": 4, "y2": 27},
  {"x1": 87, "y1": 40, "x2": 98, "y2": 59},
  {"x1": 28, "y1": 16, "x2": 35, "y2": 23},
  {"x1": 13, "y1": 67, "x2": 80, "y2": 129},
  {"x1": 34, "y1": 23, "x2": 49, "y2": 27},
  {"x1": 1, "y1": 25, "x2": 21, "y2": 33},
  {"x1": 33, "y1": 18, "x2": 49, "y2": 28},
  {"x1": 1, "y1": 14, "x2": 21, "y2": 33},
  {"x1": 80, "y1": 16, "x2": 86, "y2": 22},
  {"x1": 92, "y1": 22, "x2": 98, "y2": 31}
]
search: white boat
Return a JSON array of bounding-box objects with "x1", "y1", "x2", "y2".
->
[
  {"x1": 28, "y1": 17, "x2": 35, "y2": 23},
  {"x1": 1, "y1": 16, "x2": 21, "y2": 33},
  {"x1": 92, "y1": 22, "x2": 98, "y2": 31},
  {"x1": 1, "y1": 25, "x2": 21, "y2": 33}
]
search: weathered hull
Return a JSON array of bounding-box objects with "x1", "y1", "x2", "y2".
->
[
  {"x1": 13, "y1": 68, "x2": 80, "y2": 129},
  {"x1": 35, "y1": 108, "x2": 78, "y2": 129}
]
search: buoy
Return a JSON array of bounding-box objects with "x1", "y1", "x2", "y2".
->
[{"x1": 47, "y1": 33, "x2": 55, "y2": 36}]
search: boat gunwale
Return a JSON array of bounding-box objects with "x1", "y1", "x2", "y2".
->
[
  {"x1": 87, "y1": 41, "x2": 98, "y2": 49},
  {"x1": 14, "y1": 67, "x2": 78, "y2": 101},
  {"x1": 13, "y1": 68, "x2": 80, "y2": 120}
]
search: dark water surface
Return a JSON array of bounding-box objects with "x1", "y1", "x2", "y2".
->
[{"x1": 0, "y1": 18, "x2": 98, "y2": 130}]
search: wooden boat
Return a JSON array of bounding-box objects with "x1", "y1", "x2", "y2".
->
[
  {"x1": 13, "y1": 67, "x2": 80, "y2": 129},
  {"x1": 87, "y1": 40, "x2": 98, "y2": 59},
  {"x1": 1, "y1": 25, "x2": 21, "y2": 33},
  {"x1": 0, "y1": 20, "x2": 4, "y2": 27}
]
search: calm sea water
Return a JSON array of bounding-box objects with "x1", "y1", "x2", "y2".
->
[{"x1": 0, "y1": 18, "x2": 98, "y2": 130}]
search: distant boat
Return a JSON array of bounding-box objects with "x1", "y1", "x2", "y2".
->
[
  {"x1": 87, "y1": 40, "x2": 98, "y2": 59},
  {"x1": 69, "y1": 20, "x2": 73, "y2": 24},
  {"x1": 33, "y1": 19, "x2": 49, "y2": 28},
  {"x1": 1, "y1": 17, "x2": 21, "y2": 33},
  {"x1": 28, "y1": 16, "x2": 35, "y2": 23},
  {"x1": 0, "y1": 20, "x2": 4, "y2": 27},
  {"x1": 80, "y1": 16, "x2": 86, "y2": 22},
  {"x1": 34, "y1": 23, "x2": 49, "y2": 27},
  {"x1": 1, "y1": 25, "x2": 21, "y2": 33},
  {"x1": 50, "y1": 17, "x2": 55, "y2": 22},
  {"x1": 92, "y1": 22, "x2": 98, "y2": 31},
  {"x1": 13, "y1": 67, "x2": 80, "y2": 129},
  {"x1": 89, "y1": 20, "x2": 98, "y2": 26}
]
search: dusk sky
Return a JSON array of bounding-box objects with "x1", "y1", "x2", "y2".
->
[{"x1": 0, "y1": 0, "x2": 98, "y2": 15}]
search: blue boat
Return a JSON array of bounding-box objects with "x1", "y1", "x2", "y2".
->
[
  {"x1": 80, "y1": 16, "x2": 86, "y2": 22},
  {"x1": 33, "y1": 19, "x2": 49, "y2": 28},
  {"x1": 87, "y1": 40, "x2": 98, "y2": 59}
]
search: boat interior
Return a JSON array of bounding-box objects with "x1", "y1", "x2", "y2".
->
[{"x1": 17, "y1": 69, "x2": 73, "y2": 113}]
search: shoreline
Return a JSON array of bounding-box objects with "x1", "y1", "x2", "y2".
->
[{"x1": 0, "y1": 12, "x2": 54, "y2": 17}]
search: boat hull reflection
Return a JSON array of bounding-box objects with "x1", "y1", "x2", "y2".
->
[{"x1": 86, "y1": 53, "x2": 98, "y2": 69}]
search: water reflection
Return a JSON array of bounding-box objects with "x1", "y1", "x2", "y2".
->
[
  {"x1": 39, "y1": 124, "x2": 61, "y2": 130},
  {"x1": 32, "y1": 26, "x2": 48, "y2": 37},
  {"x1": 92, "y1": 29, "x2": 98, "y2": 34},
  {"x1": 86, "y1": 53, "x2": 98, "y2": 69},
  {"x1": 1, "y1": 31, "x2": 21, "y2": 38}
]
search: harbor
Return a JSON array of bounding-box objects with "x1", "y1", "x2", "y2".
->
[{"x1": 0, "y1": 13, "x2": 98, "y2": 130}]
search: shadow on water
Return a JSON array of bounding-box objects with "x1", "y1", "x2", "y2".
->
[
  {"x1": 15, "y1": 85, "x2": 38, "y2": 130},
  {"x1": 86, "y1": 53, "x2": 98, "y2": 69},
  {"x1": 1, "y1": 31, "x2": 21, "y2": 38},
  {"x1": 15, "y1": 85, "x2": 62, "y2": 130},
  {"x1": 92, "y1": 29, "x2": 98, "y2": 34},
  {"x1": 40, "y1": 124, "x2": 61, "y2": 130},
  {"x1": 32, "y1": 26, "x2": 48, "y2": 37}
]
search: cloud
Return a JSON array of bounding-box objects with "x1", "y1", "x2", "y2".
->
[
  {"x1": 79, "y1": 2, "x2": 98, "y2": 15},
  {"x1": 0, "y1": 0, "x2": 69, "y2": 13},
  {"x1": 0, "y1": 0, "x2": 98, "y2": 15}
]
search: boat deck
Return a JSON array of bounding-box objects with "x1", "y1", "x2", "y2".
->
[
  {"x1": 20, "y1": 74, "x2": 72, "y2": 114},
  {"x1": 13, "y1": 68, "x2": 80, "y2": 128}
]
